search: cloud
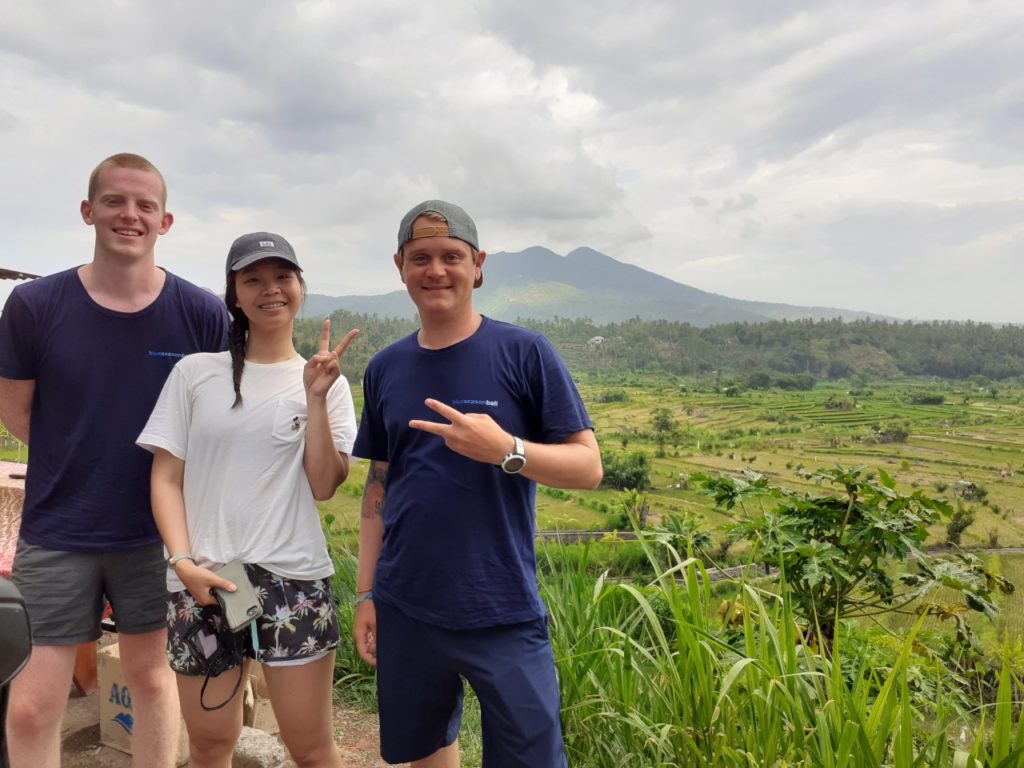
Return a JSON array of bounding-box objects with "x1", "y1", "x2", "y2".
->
[
  {"x1": 714, "y1": 193, "x2": 759, "y2": 221},
  {"x1": 0, "y1": 0, "x2": 1022, "y2": 323}
]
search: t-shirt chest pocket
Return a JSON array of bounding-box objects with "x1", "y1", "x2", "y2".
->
[{"x1": 272, "y1": 399, "x2": 307, "y2": 443}]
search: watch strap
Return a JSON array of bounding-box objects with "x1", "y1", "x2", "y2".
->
[{"x1": 501, "y1": 436, "x2": 527, "y2": 474}]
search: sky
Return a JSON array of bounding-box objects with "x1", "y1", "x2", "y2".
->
[{"x1": 1, "y1": 0, "x2": 1022, "y2": 323}]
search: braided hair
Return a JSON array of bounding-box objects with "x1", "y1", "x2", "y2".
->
[{"x1": 224, "y1": 273, "x2": 249, "y2": 409}]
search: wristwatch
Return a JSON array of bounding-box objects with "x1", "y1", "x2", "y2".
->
[
  {"x1": 167, "y1": 552, "x2": 195, "y2": 568},
  {"x1": 501, "y1": 436, "x2": 527, "y2": 474}
]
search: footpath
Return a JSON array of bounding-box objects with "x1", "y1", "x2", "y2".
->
[
  {"x1": 59, "y1": 631, "x2": 393, "y2": 768},
  {"x1": 61, "y1": 672, "x2": 393, "y2": 768}
]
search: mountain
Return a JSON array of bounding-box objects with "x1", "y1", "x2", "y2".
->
[{"x1": 300, "y1": 246, "x2": 891, "y2": 326}]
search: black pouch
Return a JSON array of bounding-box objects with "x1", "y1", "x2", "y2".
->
[{"x1": 183, "y1": 608, "x2": 249, "y2": 711}]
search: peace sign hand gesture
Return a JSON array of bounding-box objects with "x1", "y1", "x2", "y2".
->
[
  {"x1": 409, "y1": 398, "x2": 514, "y2": 465},
  {"x1": 304, "y1": 319, "x2": 359, "y2": 399}
]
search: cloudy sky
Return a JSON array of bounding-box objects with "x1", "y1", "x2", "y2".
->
[{"x1": 1, "y1": 0, "x2": 1022, "y2": 322}]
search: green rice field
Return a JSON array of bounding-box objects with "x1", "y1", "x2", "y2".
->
[{"x1": 323, "y1": 379, "x2": 1024, "y2": 550}]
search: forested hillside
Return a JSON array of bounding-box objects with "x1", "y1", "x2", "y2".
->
[{"x1": 297, "y1": 311, "x2": 1024, "y2": 384}]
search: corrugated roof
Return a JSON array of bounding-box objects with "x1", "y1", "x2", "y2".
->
[{"x1": 0, "y1": 268, "x2": 40, "y2": 281}]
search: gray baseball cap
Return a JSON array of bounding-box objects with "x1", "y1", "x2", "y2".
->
[
  {"x1": 397, "y1": 200, "x2": 482, "y2": 287},
  {"x1": 226, "y1": 232, "x2": 301, "y2": 275},
  {"x1": 397, "y1": 200, "x2": 479, "y2": 251}
]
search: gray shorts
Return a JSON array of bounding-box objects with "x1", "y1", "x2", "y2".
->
[{"x1": 11, "y1": 538, "x2": 167, "y2": 644}]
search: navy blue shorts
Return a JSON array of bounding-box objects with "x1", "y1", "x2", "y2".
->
[{"x1": 375, "y1": 599, "x2": 567, "y2": 767}]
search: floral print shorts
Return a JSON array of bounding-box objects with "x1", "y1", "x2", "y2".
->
[{"x1": 166, "y1": 563, "x2": 340, "y2": 675}]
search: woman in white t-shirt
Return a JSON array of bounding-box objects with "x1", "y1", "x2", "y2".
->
[{"x1": 138, "y1": 232, "x2": 357, "y2": 768}]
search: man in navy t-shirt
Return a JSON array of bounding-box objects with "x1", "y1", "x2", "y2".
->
[
  {"x1": 352, "y1": 200, "x2": 603, "y2": 767},
  {"x1": 0, "y1": 153, "x2": 228, "y2": 768}
]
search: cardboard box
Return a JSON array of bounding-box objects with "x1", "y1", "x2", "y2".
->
[
  {"x1": 244, "y1": 663, "x2": 280, "y2": 734},
  {"x1": 98, "y1": 642, "x2": 189, "y2": 765}
]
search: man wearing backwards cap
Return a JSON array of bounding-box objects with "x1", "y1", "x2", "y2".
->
[
  {"x1": 352, "y1": 200, "x2": 603, "y2": 767},
  {"x1": 0, "y1": 152, "x2": 228, "y2": 768}
]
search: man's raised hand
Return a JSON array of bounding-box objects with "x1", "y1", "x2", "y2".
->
[{"x1": 409, "y1": 398, "x2": 514, "y2": 465}]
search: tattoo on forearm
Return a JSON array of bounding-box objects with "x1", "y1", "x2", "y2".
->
[{"x1": 362, "y1": 462, "x2": 387, "y2": 519}]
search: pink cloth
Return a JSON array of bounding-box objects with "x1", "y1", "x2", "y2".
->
[
  {"x1": 0, "y1": 533, "x2": 16, "y2": 578},
  {"x1": 0, "y1": 504, "x2": 21, "y2": 579},
  {"x1": 0, "y1": 464, "x2": 112, "y2": 620},
  {"x1": 0, "y1": 462, "x2": 27, "y2": 579}
]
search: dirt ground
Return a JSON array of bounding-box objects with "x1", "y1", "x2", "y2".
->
[{"x1": 60, "y1": 682, "x2": 396, "y2": 768}]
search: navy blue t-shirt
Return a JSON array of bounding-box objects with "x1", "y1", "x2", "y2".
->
[
  {"x1": 353, "y1": 316, "x2": 593, "y2": 630},
  {"x1": 0, "y1": 267, "x2": 229, "y2": 551}
]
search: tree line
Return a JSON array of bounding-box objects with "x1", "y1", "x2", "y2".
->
[{"x1": 294, "y1": 311, "x2": 1024, "y2": 383}]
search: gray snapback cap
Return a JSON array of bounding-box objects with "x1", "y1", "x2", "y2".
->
[
  {"x1": 226, "y1": 232, "x2": 301, "y2": 275},
  {"x1": 397, "y1": 200, "x2": 479, "y2": 251}
]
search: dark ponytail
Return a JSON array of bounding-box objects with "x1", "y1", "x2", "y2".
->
[{"x1": 224, "y1": 274, "x2": 248, "y2": 408}]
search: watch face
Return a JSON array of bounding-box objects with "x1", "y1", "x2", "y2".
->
[{"x1": 502, "y1": 455, "x2": 526, "y2": 474}]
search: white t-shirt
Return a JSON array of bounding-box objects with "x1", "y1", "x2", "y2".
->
[{"x1": 137, "y1": 351, "x2": 357, "y2": 591}]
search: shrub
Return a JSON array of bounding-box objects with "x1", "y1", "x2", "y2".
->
[
  {"x1": 698, "y1": 465, "x2": 1011, "y2": 645},
  {"x1": 873, "y1": 423, "x2": 910, "y2": 443},
  {"x1": 908, "y1": 393, "x2": 946, "y2": 405},
  {"x1": 600, "y1": 449, "x2": 652, "y2": 491},
  {"x1": 594, "y1": 389, "x2": 628, "y2": 403},
  {"x1": 946, "y1": 506, "x2": 975, "y2": 546}
]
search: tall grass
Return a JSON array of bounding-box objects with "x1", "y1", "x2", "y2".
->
[
  {"x1": 326, "y1": 529, "x2": 1023, "y2": 766},
  {"x1": 542, "y1": 537, "x2": 1024, "y2": 767}
]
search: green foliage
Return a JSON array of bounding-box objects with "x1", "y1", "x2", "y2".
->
[
  {"x1": 300, "y1": 310, "x2": 1024, "y2": 382},
  {"x1": 744, "y1": 370, "x2": 774, "y2": 389},
  {"x1": 650, "y1": 406, "x2": 676, "y2": 435},
  {"x1": 323, "y1": 531, "x2": 377, "y2": 704},
  {"x1": 824, "y1": 393, "x2": 855, "y2": 410},
  {"x1": 0, "y1": 423, "x2": 27, "y2": 462},
  {"x1": 699, "y1": 465, "x2": 1014, "y2": 643},
  {"x1": 293, "y1": 309, "x2": 418, "y2": 382},
  {"x1": 872, "y1": 422, "x2": 910, "y2": 443},
  {"x1": 542, "y1": 536, "x2": 1010, "y2": 767},
  {"x1": 909, "y1": 392, "x2": 946, "y2": 405},
  {"x1": 618, "y1": 489, "x2": 651, "y2": 529},
  {"x1": 774, "y1": 372, "x2": 817, "y2": 390},
  {"x1": 592, "y1": 389, "x2": 629, "y2": 403},
  {"x1": 649, "y1": 406, "x2": 678, "y2": 457},
  {"x1": 538, "y1": 539, "x2": 652, "y2": 578},
  {"x1": 947, "y1": 505, "x2": 976, "y2": 546},
  {"x1": 649, "y1": 512, "x2": 712, "y2": 559},
  {"x1": 603, "y1": 509, "x2": 630, "y2": 529},
  {"x1": 599, "y1": 448, "x2": 652, "y2": 491}
]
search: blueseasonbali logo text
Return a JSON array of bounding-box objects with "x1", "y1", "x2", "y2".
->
[
  {"x1": 148, "y1": 351, "x2": 186, "y2": 359},
  {"x1": 452, "y1": 399, "x2": 499, "y2": 407}
]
